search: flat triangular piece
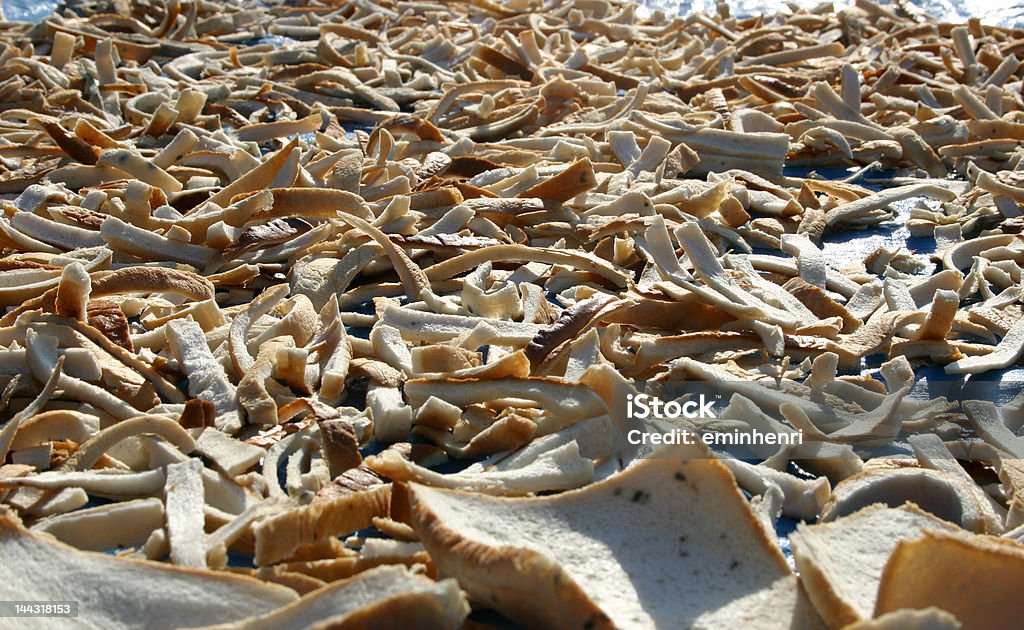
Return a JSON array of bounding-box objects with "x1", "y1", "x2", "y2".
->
[
  {"x1": 0, "y1": 508, "x2": 295, "y2": 629},
  {"x1": 405, "y1": 443, "x2": 823, "y2": 629}
]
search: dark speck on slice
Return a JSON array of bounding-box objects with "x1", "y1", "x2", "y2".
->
[{"x1": 631, "y1": 490, "x2": 650, "y2": 504}]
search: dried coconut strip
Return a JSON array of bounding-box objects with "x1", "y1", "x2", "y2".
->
[
  {"x1": 779, "y1": 387, "x2": 909, "y2": 445},
  {"x1": 60, "y1": 414, "x2": 195, "y2": 471},
  {"x1": 19, "y1": 312, "x2": 184, "y2": 405},
  {"x1": 0, "y1": 218, "x2": 62, "y2": 254},
  {"x1": 883, "y1": 279, "x2": 916, "y2": 312},
  {"x1": 379, "y1": 304, "x2": 543, "y2": 344},
  {"x1": 3, "y1": 505, "x2": 296, "y2": 621},
  {"x1": 945, "y1": 235, "x2": 1019, "y2": 272},
  {"x1": 96, "y1": 149, "x2": 183, "y2": 193},
  {"x1": 423, "y1": 244, "x2": 629, "y2": 287},
  {"x1": 367, "y1": 383, "x2": 413, "y2": 443},
  {"x1": 93, "y1": 266, "x2": 214, "y2": 301},
  {"x1": 0, "y1": 469, "x2": 165, "y2": 499},
  {"x1": 780, "y1": 233, "x2": 827, "y2": 289},
  {"x1": 672, "y1": 357, "x2": 860, "y2": 427},
  {"x1": 228, "y1": 283, "x2": 290, "y2": 375},
  {"x1": 370, "y1": 324, "x2": 414, "y2": 375},
  {"x1": 739, "y1": 42, "x2": 846, "y2": 67},
  {"x1": 235, "y1": 112, "x2": 323, "y2": 143},
  {"x1": 875, "y1": 528, "x2": 1024, "y2": 627},
  {"x1": 745, "y1": 254, "x2": 861, "y2": 299},
  {"x1": 54, "y1": 262, "x2": 90, "y2": 321},
  {"x1": 199, "y1": 139, "x2": 299, "y2": 212},
  {"x1": 318, "y1": 304, "x2": 352, "y2": 403},
  {"x1": 845, "y1": 280, "x2": 884, "y2": 320},
  {"x1": 0, "y1": 248, "x2": 110, "y2": 315},
  {"x1": 237, "y1": 336, "x2": 293, "y2": 425},
  {"x1": 641, "y1": 218, "x2": 757, "y2": 318},
  {"x1": 334, "y1": 213, "x2": 457, "y2": 312},
  {"x1": 914, "y1": 289, "x2": 959, "y2": 341},
  {"x1": 153, "y1": 128, "x2": 199, "y2": 169},
  {"x1": 807, "y1": 80, "x2": 878, "y2": 128},
  {"x1": 31, "y1": 497, "x2": 166, "y2": 552},
  {"x1": 36, "y1": 120, "x2": 100, "y2": 164},
  {"x1": 424, "y1": 349, "x2": 531, "y2": 381},
  {"x1": 405, "y1": 376, "x2": 608, "y2": 420},
  {"x1": 166, "y1": 318, "x2": 241, "y2": 434},
  {"x1": 465, "y1": 104, "x2": 542, "y2": 142},
  {"x1": 517, "y1": 158, "x2": 596, "y2": 203},
  {"x1": 0, "y1": 355, "x2": 64, "y2": 463},
  {"x1": 0, "y1": 269, "x2": 62, "y2": 306},
  {"x1": 963, "y1": 401, "x2": 1024, "y2": 459},
  {"x1": 825, "y1": 184, "x2": 959, "y2": 228},
  {"x1": 9, "y1": 410, "x2": 97, "y2": 451},
  {"x1": 946, "y1": 316, "x2": 1024, "y2": 374},
  {"x1": 100, "y1": 216, "x2": 216, "y2": 266},
  {"x1": 725, "y1": 256, "x2": 817, "y2": 323},
  {"x1": 633, "y1": 332, "x2": 774, "y2": 371},
  {"x1": 628, "y1": 112, "x2": 790, "y2": 159},
  {"x1": 205, "y1": 498, "x2": 288, "y2": 568},
  {"x1": 164, "y1": 458, "x2": 207, "y2": 568},
  {"x1": 263, "y1": 188, "x2": 373, "y2": 221},
  {"x1": 541, "y1": 83, "x2": 651, "y2": 136},
  {"x1": 675, "y1": 222, "x2": 801, "y2": 328},
  {"x1": 251, "y1": 478, "x2": 390, "y2": 566},
  {"x1": 25, "y1": 329, "x2": 139, "y2": 420},
  {"x1": 524, "y1": 293, "x2": 617, "y2": 369},
  {"x1": 366, "y1": 441, "x2": 592, "y2": 496},
  {"x1": 953, "y1": 85, "x2": 998, "y2": 120}
]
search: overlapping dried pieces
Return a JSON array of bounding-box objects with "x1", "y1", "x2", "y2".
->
[
  {"x1": 790, "y1": 504, "x2": 960, "y2": 628},
  {"x1": 0, "y1": 0, "x2": 1023, "y2": 627},
  {"x1": 0, "y1": 507, "x2": 296, "y2": 630},
  {"x1": 875, "y1": 529, "x2": 1024, "y2": 629}
]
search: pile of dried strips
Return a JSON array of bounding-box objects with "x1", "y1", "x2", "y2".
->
[{"x1": 2, "y1": 0, "x2": 1024, "y2": 627}]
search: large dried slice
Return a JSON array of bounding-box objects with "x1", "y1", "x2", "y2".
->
[
  {"x1": 404, "y1": 376, "x2": 608, "y2": 421},
  {"x1": 790, "y1": 504, "x2": 960, "y2": 628},
  {"x1": 405, "y1": 443, "x2": 823, "y2": 629},
  {"x1": 0, "y1": 508, "x2": 296, "y2": 629},
  {"x1": 875, "y1": 529, "x2": 1024, "y2": 628}
]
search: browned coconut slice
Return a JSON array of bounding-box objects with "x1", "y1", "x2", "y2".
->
[
  {"x1": 0, "y1": 508, "x2": 295, "y2": 629},
  {"x1": 842, "y1": 607, "x2": 961, "y2": 629},
  {"x1": 791, "y1": 504, "x2": 960, "y2": 628},
  {"x1": 875, "y1": 529, "x2": 1024, "y2": 629},
  {"x1": 404, "y1": 443, "x2": 824, "y2": 629},
  {"x1": 187, "y1": 565, "x2": 468, "y2": 630},
  {"x1": 252, "y1": 468, "x2": 391, "y2": 565}
]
